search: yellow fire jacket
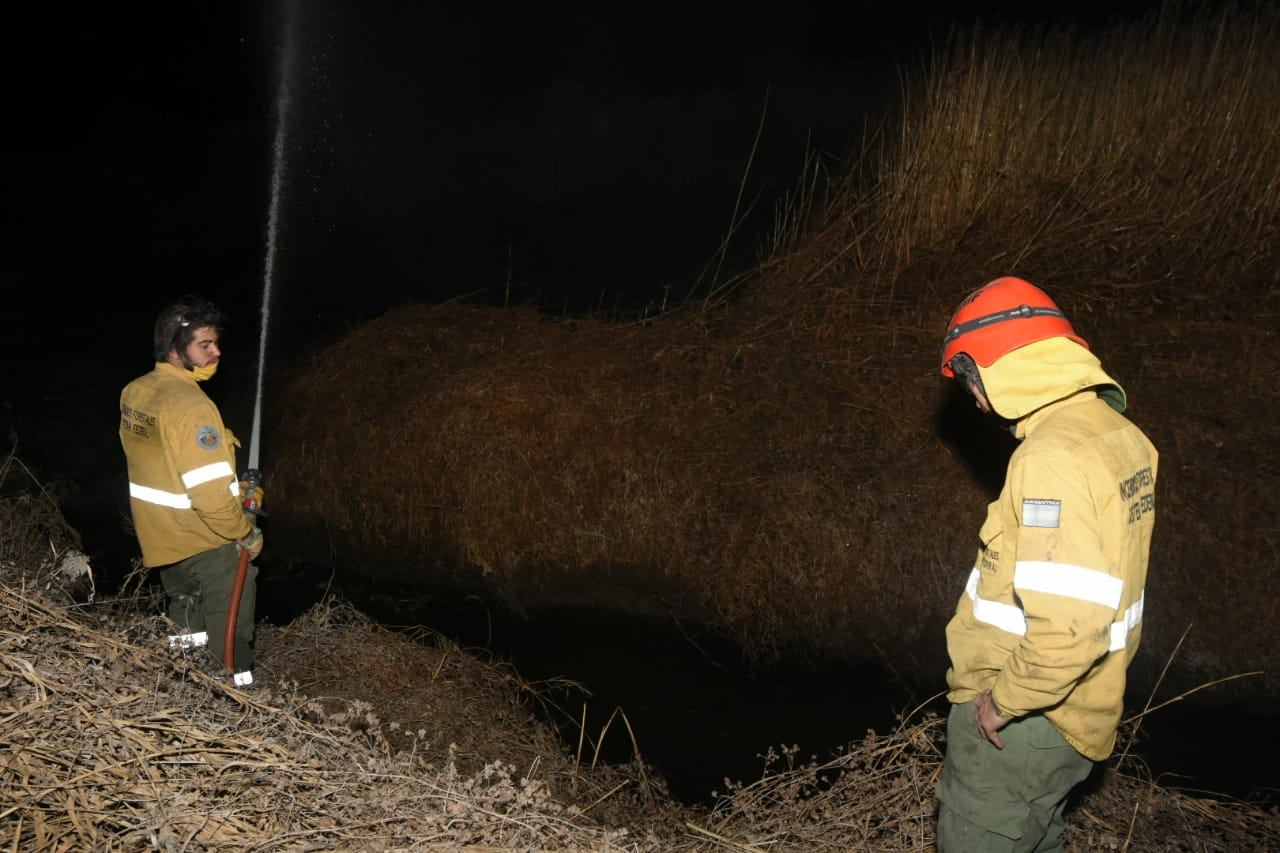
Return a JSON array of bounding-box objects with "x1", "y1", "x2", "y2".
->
[
  {"x1": 945, "y1": 338, "x2": 1158, "y2": 760},
  {"x1": 119, "y1": 362, "x2": 252, "y2": 567}
]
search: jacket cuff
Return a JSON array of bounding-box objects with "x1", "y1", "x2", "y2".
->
[{"x1": 990, "y1": 687, "x2": 1019, "y2": 720}]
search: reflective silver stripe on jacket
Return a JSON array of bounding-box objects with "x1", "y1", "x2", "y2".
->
[
  {"x1": 1109, "y1": 593, "x2": 1144, "y2": 652},
  {"x1": 181, "y1": 461, "x2": 237, "y2": 490},
  {"x1": 964, "y1": 566, "x2": 1145, "y2": 650},
  {"x1": 965, "y1": 569, "x2": 1027, "y2": 635},
  {"x1": 1015, "y1": 560, "x2": 1122, "y2": 609},
  {"x1": 130, "y1": 482, "x2": 192, "y2": 509},
  {"x1": 130, "y1": 462, "x2": 239, "y2": 509}
]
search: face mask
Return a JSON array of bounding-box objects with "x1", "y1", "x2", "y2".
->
[{"x1": 190, "y1": 362, "x2": 219, "y2": 382}]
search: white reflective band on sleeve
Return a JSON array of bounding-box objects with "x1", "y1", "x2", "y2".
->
[
  {"x1": 965, "y1": 569, "x2": 1028, "y2": 636},
  {"x1": 182, "y1": 461, "x2": 236, "y2": 489},
  {"x1": 131, "y1": 482, "x2": 193, "y2": 510},
  {"x1": 168, "y1": 631, "x2": 209, "y2": 650},
  {"x1": 1015, "y1": 561, "x2": 1124, "y2": 609},
  {"x1": 1109, "y1": 592, "x2": 1145, "y2": 651},
  {"x1": 233, "y1": 670, "x2": 254, "y2": 687}
]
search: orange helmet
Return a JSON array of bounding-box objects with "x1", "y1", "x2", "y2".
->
[{"x1": 940, "y1": 277, "x2": 1088, "y2": 377}]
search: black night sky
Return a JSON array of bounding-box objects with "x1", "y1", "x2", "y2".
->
[{"x1": 13, "y1": 1, "x2": 1166, "y2": 346}]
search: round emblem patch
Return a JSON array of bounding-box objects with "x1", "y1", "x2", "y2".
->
[{"x1": 195, "y1": 425, "x2": 222, "y2": 450}]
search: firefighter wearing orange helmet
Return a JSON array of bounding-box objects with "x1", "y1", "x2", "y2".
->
[{"x1": 935, "y1": 277, "x2": 1157, "y2": 852}]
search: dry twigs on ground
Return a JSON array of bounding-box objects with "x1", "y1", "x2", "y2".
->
[
  {"x1": 2, "y1": 555, "x2": 1277, "y2": 850},
  {"x1": 0, "y1": 577, "x2": 668, "y2": 852}
]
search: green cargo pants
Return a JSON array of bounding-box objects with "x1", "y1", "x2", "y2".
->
[
  {"x1": 936, "y1": 699, "x2": 1093, "y2": 853},
  {"x1": 159, "y1": 543, "x2": 257, "y2": 673}
]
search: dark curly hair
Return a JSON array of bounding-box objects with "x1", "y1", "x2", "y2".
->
[{"x1": 152, "y1": 296, "x2": 224, "y2": 362}]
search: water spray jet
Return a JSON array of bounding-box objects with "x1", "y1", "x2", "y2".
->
[{"x1": 227, "y1": 1, "x2": 296, "y2": 676}]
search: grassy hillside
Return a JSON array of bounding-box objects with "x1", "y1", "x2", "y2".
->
[{"x1": 267, "y1": 1, "x2": 1279, "y2": 700}]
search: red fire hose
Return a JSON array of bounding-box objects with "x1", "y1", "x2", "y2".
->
[
  {"x1": 225, "y1": 470, "x2": 264, "y2": 673},
  {"x1": 225, "y1": 544, "x2": 251, "y2": 670}
]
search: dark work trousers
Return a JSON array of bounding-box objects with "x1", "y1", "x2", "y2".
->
[
  {"x1": 936, "y1": 699, "x2": 1093, "y2": 852},
  {"x1": 159, "y1": 542, "x2": 258, "y2": 673}
]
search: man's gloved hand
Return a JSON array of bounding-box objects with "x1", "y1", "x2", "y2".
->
[{"x1": 237, "y1": 527, "x2": 264, "y2": 560}]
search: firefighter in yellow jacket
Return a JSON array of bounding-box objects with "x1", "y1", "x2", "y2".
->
[
  {"x1": 119, "y1": 296, "x2": 263, "y2": 686},
  {"x1": 935, "y1": 277, "x2": 1157, "y2": 852}
]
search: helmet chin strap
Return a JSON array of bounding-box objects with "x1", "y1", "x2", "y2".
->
[
  {"x1": 951, "y1": 352, "x2": 1018, "y2": 432},
  {"x1": 948, "y1": 353, "x2": 988, "y2": 399}
]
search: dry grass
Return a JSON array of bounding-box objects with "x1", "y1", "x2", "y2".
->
[
  {"x1": 3, "y1": 489, "x2": 1276, "y2": 851},
  {"x1": 0, "y1": 588, "x2": 648, "y2": 851},
  {"x1": 686, "y1": 709, "x2": 1280, "y2": 852},
  {"x1": 0, "y1": 499, "x2": 689, "y2": 850},
  {"x1": 263, "y1": 1, "x2": 1280, "y2": 697},
  {"x1": 754, "y1": 0, "x2": 1279, "y2": 318},
  {"x1": 874, "y1": 2, "x2": 1278, "y2": 288},
  {"x1": 0, "y1": 450, "x2": 96, "y2": 604},
  {"x1": 8, "y1": 2, "x2": 1280, "y2": 850}
]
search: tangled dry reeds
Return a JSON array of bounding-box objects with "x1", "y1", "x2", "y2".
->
[
  {"x1": 0, "y1": 584, "x2": 644, "y2": 851},
  {"x1": 6, "y1": 1, "x2": 1280, "y2": 851},
  {"x1": 0, "y1": 472, "x2": 684, "y2": 850},
  {"x1": 266, "y1": 0, "x2": 1279, "y2": 699},
  {"x1": 3, "y1": 480, "x2": 1278, "y2": 850}
]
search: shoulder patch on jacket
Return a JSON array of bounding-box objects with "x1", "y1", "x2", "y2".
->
[
  {"x1": 1022, "y1": 498, "x2": 1061, "y2": 528},
  {"x1": 195, "y1": 425, "x2": 222, "y2": 451}
]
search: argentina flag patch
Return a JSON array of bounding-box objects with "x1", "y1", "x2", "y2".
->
[{"x1": 1022, "y1": 498, "x2": 1061, "y2": 528}]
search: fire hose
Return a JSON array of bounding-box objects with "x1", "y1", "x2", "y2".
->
[{"x1": 226, "y1": 468, "x2": 266, "y2": 672}]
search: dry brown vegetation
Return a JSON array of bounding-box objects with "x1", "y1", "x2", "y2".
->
[
  {"x1": 268, "y1": 1, "x2": 1279, "y2": 701},
  {"x1": 9, "y1": 1, "x2": 1278, "y2": 849},
  {"x1": 3, "y1": 473, "x2": 1278, "y2": 850}
]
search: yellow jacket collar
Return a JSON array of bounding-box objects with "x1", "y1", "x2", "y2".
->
[
  {"x1": 1014, "y1": 391, "x2": 1099, "y2": 439},
  {"x1": 155, "y1": 361, "x2": 200, "y2": 385},
  {"x1": 976, "y1": 336, "x2": 1126, "y2": 422}
]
